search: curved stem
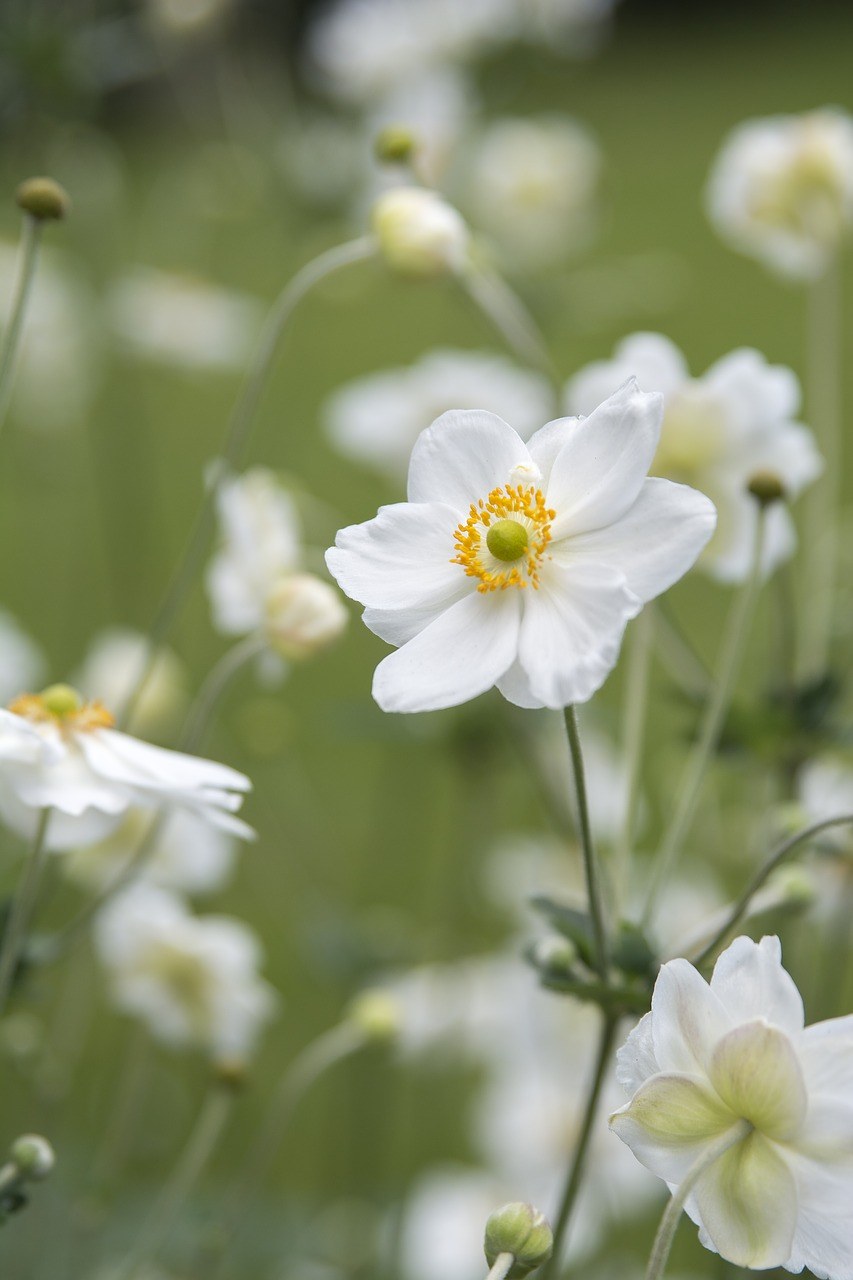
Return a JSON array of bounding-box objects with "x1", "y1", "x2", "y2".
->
[
  {"x1": 642, "y1": 508, "x2": 767, "y2": 926},
  {"x1": 563, "y1": 706, "x2": 609, "y2": 976},
  {"x1": 0, "y1": 215, "x2": 43, "y2": 441},
  {"x1": 459, "y1": 261, "x2": 557, "y2": 389},
  {"x1": 118, "y1": 235, "x2": 377, "y2": 730},
  {"x1": 486, "y1": 1253, "x2": 516, "y2": 1280},
  {"x1": 0, "y1": 808, "x2": 51, "y2": 1016},
  {"x1": 692, "y1": 813, "x2": 853, "y2": 970},
  {"x1": 179, "y1": 634, "x2": 267, "y2": 754},
  {"x1": 644, "y1": 1121, "x2": 752, "y2": 1280},
  {"x1": 614, "y1": 608, "x2": 654, "y2": 907}
]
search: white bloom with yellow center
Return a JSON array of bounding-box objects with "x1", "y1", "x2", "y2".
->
[
  {"x1": 565, "y1": 333, "x2": 822, "y2": 582},
  {"x1": 74, "y1": 627, "x2": 187, "y2": 739},
  {"x1": 706, "y1": 109, "x2": 853, "y2": 280},
  {"x1": 95, "y1": 884, "x2": 275, "y2": 1065},
  {"x1": 326, "y1": 380, "x2": 715, "y2": 713},
  {"x1": 611, "y1": 935, "x2": 853, "y2": 1276},
  {"x1": 0, "y1": 684, "x2": 251, "y2": 851}
]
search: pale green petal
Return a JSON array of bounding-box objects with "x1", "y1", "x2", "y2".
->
[
  {"x1": 709, "y1": 1020, "x2": 807, "y2": 1139},
  {"x1": 610, "y1": 1073, "x2": 735, "y2": 1184},
  {"x1": 691, "y1": 1131, "x2": 797, "y2": 1269}
]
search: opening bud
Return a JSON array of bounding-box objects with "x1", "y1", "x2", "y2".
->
[
  {"x1": 266, "y1": 573, "x2": 348, "y2": 660},
  {"x1": 10, "y1": 1135, "x2": 54, "y2": 1181},
  {"x1": 347, "y1": 989, "x2": 400, "y2": 1045},
  {"x1": 375, "y1": 126, "x2": 418, "y2": 166},
  {"x1": 484, "y1": 1203, "x2": 553, "y2": 1277},
  {"x1": 747, "y1": 470, "x2": 786, "y2": 507},
  {"x1": 15, "y1": 177, "x2": 70, "y2": 222},
  {"x1": 371, "y1": 186, "x2": 469, "y2": 278}
]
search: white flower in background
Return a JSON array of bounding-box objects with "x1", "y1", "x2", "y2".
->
[
  {"x1": 515, "y1": 0, "x2": 621, "y2": 52},
  {"x1": 324, "y1": 349, "x2": 553, "y2": 480},
  {"x1": 372, "y1": 186, "x2": 470, "y2": 277},
  {"x1": 459, "y1": 115, "x2": 601, "y2": 270},
  {"x1": 94, "y1": 884, "x2": 275, "y2": 1064},
  {"x1": 0, "y1": 611, "x2": 46, "y2": 706},
  {"x1": 73, "y1": 628, "x2": 187, "y2": 739},
  {"x1": 106, "y1": 267, "x2": 263, "y2": 371},
  {"x1": 265, "y1": 574, "x2": 348, "y2": 660},
  {"x1": 62, "y1": 806, "x2": 238, "y2": 896},
  {"x1": 706, "y1": 109, "x2": 853, "y2": 280},
  {"x1": 565, "y1": 334, "x2": 822, "y2": 582},
  {"x1": 327, "y1": 381, "x2": 715, "y2": 713},
  {"x1": 0, "y1": 683, "x2": 252, "y2": 851},
  {"x1": 612, "y1": 935, "x2": 853, "y2": 1275},
  {"x1": 799, "y1": 757, "x2": 853, "y2": 847},
  {"x1": 366, "y1": 67, "x2": 476, "y2": 188},
  {"x1": 400, "y1": 1166, "x2": 508, "y2": 1280},
  {"x1": 146, "y1": 0, "x2": 233, "y2": 36}
]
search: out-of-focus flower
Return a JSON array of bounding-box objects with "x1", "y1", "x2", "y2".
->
[
  {"x1": 400, "y1": 1166, "x2": 507, "y2": 1280},
  {"x1": 372, "y1": 186, "x2": 470, "y2": 277},
  {"x1": 367, "y1": 67, "x2": 476, "y2": 188},
  {"x1": 459, "y1": 115, "x2": 601, "y2": 271},
  {"x1": 146, "y1": 0, "x2": 234, "y2": 36},
  {"x1": 565, "y1": 334, "x2": 822, "y2": 582},
  {"x1": 73, "y1": 628, "x2": 187, "y2": 739},
  {"x1": 94, "y1": 884, "x2": 275, "y2": 1065},
  {"x1": 797, "y1": 757, "x2": 853, "y2": 864},
  {"x1": 265, "y1": 574, "x2": 348, "y2": 660},
  {"x1": 63, "y1": 806, "x2": 239, "y2": 896},
  {"x1": 706, "y1": 109, "x2": 853, "y2": 280},
  {"x1": 515, "y1": 0, "x2": 621, "y2": 52},
  {"x1": 327, "y1": 381, "x2": 715, "y2": 713},
  {"x1": 324, "y1": 349, "x2": 553, "y2": 480},
  {"x1": 0, "y1": 684, "x2": 251, "y2": 851},
  {"x1": 612, "y1": 935, "x2": 853, "y2": 1275},
  {"x1": 106, "y1": 267, "x2": 263, "y2": 371},
  {"x1": 0, "y1": 611, "x2": 47, "y2": 706}
]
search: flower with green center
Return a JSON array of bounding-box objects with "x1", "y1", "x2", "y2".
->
[{"x1": 611, "y1": 935, "x2": 853, "y2": 1276}]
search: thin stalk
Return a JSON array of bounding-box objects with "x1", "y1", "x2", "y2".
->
[
  {"x1": 614, "y1": 608, "x2": 653, "y2": 906},
  {"x1": 118, "y1": 235, "x2": 377, "y2": 730},
  {"x1": 642, "y1": 508, "x2": 767, "y2": 925},
  {"x1": 459, "y1": 261, "x2": 558, "y2": 388},
  {"x1": 644, "y1": 1121, "x2": 752, "y2": 1280},
  {"x1": 563, "y1": 706, "x2": 609, "y2": 976},
  {"x1": 0, "y1": 809, "x2": 51, "y2": 1016},
  {"x1": 540, "y1": 1014, "x2": 618, "y2": 1280},
  {"x1": 651, "y1": 601, "x2": 713, "y2": 699},
  {"x1": 180, "y1": 634, "x2": 267, "y2": 754},
  {"x1": 486, "y1": 1254, "x2": 516, "y2": 1280},
  {"x1": 0, "y1": 215, "x2": 43, "y2": 439}
]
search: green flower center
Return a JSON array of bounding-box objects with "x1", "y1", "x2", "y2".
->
[{"x1": 486, "y1": 518, "x2": 529, "y2": 562}]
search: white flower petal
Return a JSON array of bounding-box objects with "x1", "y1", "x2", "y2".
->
[
  {"x1": 326, "y1": 501, "x2": 463, "y2": 610},
  {"x1": 406, "y1": 410, "x2": 532, "y2": 510},
  {"x1": 709, "y1": 1020, "x2": 807, "y2": 1139},
  {"x1": 797, "y1": 1014, "x2": 853, "y2": 1098},
  {"x1": 525, "y1": 415, "x2": 582, "y2": 488},
  {"x1": 701, "y1": 348, "x2": 800, "y2": 428},
  {"x1": 564, "y1": 332, "x2": 689, "y2": 415},
  {"x1": 785, "y1": 1146, "x2": 853, "y2": 1280},
  {"x1": 709, "y1": 935, "x2": 804, "y2": 1035},
  {"x1": 610, "y1": 1073, "x2": 736, "y2": 1184},
  {"x1": 494, "y1": 659, "x2": 541, "y2": 709},
  {"x1": 650, "y1": 958, "x2": 731, "y2": 1077},
  {"x1": 80, "y1": 730, "x2": 250, "y2": 797},
  {"x1": 615, "y1": 1011, "x2": 659, "y2": 1095},
  {"x1": 690, "y1": 1132, "x2": 797, "y2": 1269}
]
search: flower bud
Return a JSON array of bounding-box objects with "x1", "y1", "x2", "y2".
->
[
  {"x1": 15, "y1": 177, "x2": 70, "y2": 221},
  {"x1": 375, "y1": 126, "x2": 417, "y2": 166},
  {"x1": 347, "y1": 989, "x2": 400, "y2": 1045},
  {"x1": 213, "y1": 1058, "x2": 249, "y2": 1092},
  {"x1": 484, "y1": 1203, "x2": 553, "y2": 1277},
  {"x1": 372, "y1": 186, "x2": 469, "y2": 278},
  {"x1": 265, "y1": 573, "x2": 348, "y2": 660},
  {"x1": 747, "y1": 469, "x2": 786, "y2": 507},
  {"x1": 531, "y1": 935, "x2": 577, "y2": 975},
  {"x1": 10, "y1": 1135, "x2": 54, "y2": 1181}
]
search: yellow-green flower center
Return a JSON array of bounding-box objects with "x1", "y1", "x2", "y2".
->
[
  {"x1": 9, "y1": 685, "x2": 115, "y2": 732},
  {"x1": 451, "y1": 483, "x2": 555, "y2": 593},
  {"x1": 39, "y1": 684, "x2": 83, "y2": 718},
  {"x1": 486, "y1": 518, "x2": 529, "y2": 562}
]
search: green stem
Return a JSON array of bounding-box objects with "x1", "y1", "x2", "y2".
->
[
  {"x1": 614, "y1": 608, "x2": 654, "y2": 907},
  {"x1": 486, "y1": 1253, "x2": 516, "y2": 1280},
  {"x1": 0, "y1": 809, "x2": 51, "y2": 1016},
  {"x1": 118, "y1": 235, "x2": 377, "y2": 730},
  {"x1": 540, "y1": 1014, "x2": 618, "y2": 1280},
  {"x1": 0, "y1": 215, "x2": 43, "y2": 440},
  {"x1": 459, "y1": 261, "x2": 557, "y2": 388},
  {"x1": 179, "y1": 633, "x2": 267, "y2": 754},
  {"x1": 642, "y1": 508, "x2": 767, "y2": 926},
  {"x1": 563, "y1": 706, "x2": 609, "y2": 976},
  {"x1": 644, "y1": 1121, "x2": 752, "y2": 1280}
]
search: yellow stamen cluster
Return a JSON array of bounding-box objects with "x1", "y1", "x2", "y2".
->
[
  {"x1": 9, "y1": 686, "x2": 115, "y2": 733},
  {"x1": 451, "y1": 483, "x2": 555, "y2": 593}
]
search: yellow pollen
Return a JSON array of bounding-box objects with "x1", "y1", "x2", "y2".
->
[
  {"x1": 451, "y1": 483, "x2": 555, "y2": 593},
  {"x1": 9, "y1": 687, "x2": 115, "y2": 732}
]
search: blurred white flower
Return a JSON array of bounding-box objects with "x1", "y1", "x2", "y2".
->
[
  {"x1": 324, "y1": 348, "x2": 553, "y2": 480},
  {"x1": 612, "y1": 935, "x2": 853, "y2": 1276},
  {"x1": 265, "y1": 574, "x2": 348, "y2": 660},
  {"x1": 366, "y1": 67, "x2": 476, "y2": 188},
  {"x1": 372, "y1": 186, "x2": 470, "y2": 277},
  {"x1": 515, "y1": 0, "x2": 621, "y2": 52},
  {"x1": 73, "y1": 628, "x2": 187, "y2": 739},
  {"x1": 63, "y1": 805, "x2": 238, "y2": 896},
  {"x1": 459, "y1": 115, "x2": 601, "y2": 270},
  {"x1": 95, "y1": 884, "x2": 275, "y2": 1065},
  {"x1": 0, "y1": 611, "x2": 47, "y2": 706},
  {"x1": 0, "y1": 684, "x2": 251, "y2": 851},
  {"x1": 565, "y1": 334, "x2": 822, "y2": 582},
  {"x1": 706, "y1": 109, "x2": 853, "y2": 280},
  {"x1": 798, "y1": 757, "x2": 853, "y2": 853},
  {"x1": 327, "y1": 382, "x2": 715, "y2": 713},
  {"x1": 106, "y1": 267, "x2": 263, "y2": 371},
  {"x1": 399, "y1": 1166, "x2": 507, "y2": 1280},
  {"x1": 146, "y1": 0, "x2": 233, "y2": 36}
]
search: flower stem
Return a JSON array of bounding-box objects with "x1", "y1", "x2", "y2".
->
[
  {"x1": 614, "y1": 608, "x2": 654, "y2": 907},
  {"x1": 180, "y1": 633, "x2": 268, "y2": 754},
  {"x1": 0, "y1": 214, "x2": 43, "y2": 441},
  {"x1": 563, "y1": 705, "x2": 609, "y2": 977},
  {"x1": 644, "y1": 1120, "x2": 752, "y2": 1280},
  {"x1": 486, "y1": 1253, "x2": 516, "y2": 1280},
  {"x1": 540, "y1": 1014, "x2": 618, "y2": 1280},
  {"x1": 0, "y1": 808, "x2": 51, "y2": 1017},
  {"x1": 118, "y1": 235, "x2": 377, "y2": 731},
  {"x1": 642, "y1": 508, "x2": 767, "y2": 926},
  {"x1": 459, "y1": 261, "x2": 558, "y2": 389}
]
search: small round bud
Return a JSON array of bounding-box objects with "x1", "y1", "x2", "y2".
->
[
  {"x1": 15, "y1": 177, "x2": 70, "y2": 221},
  {"x1": 347, "y1": 990, "x2": 400, "y2": 1045},
  {"x1": 375, "y1": 126, "x2": 417, "y2": 166},
  {"x1": 213, "y1": 1059, "x2": 249, "y2": 1092},
  {"x1": 266, "y1": 573, "x2": 348, "y2": 660},
  {"x1": 531, "y1": 935, "x2": 577, "y2": 975},
  {"x1": 10, "y1": 1135, "x2": 54, "y2": 1181},
  {"x1": 372, "y1": 186, "x2": 469, "y2": 278},
  {"x1": 39, "y1": 684, "x2": 83, "y2": 718},
  {"x1": 487, "y1": 519, "x2": 529, "y2": 563},
  {"x1": 484, "y1": 1203, "x2": 553, "y2": 1277},
  {"x1": 747, "y1": 470, "x2": 786, "y2": 507}
]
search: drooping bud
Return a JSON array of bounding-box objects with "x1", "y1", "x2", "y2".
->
[
  {"x1": 10, "y1": 1135, "x2": 55, "y2": 1181},
  {"x1": 747, "y1": 469, "x2": 786, "y2": 507},
  {"x1": 266, "y1": 573, "x2": 348, "y2": 660},
  {"x1": 372, "y1": 186, "x2": 470, "y2": 278},
  {"x1": 15, "y1": 177, "x2": 70, "y2": 222},
  {"x1": 484, "y1": 1203, "x2": 553, "y2": 1277},
  {"x1": 347, "y1": 989, "x2": 400, "y2": 1045},
  {"x1": 374, "y1": 126, "x2": 417, "y2": 167}
]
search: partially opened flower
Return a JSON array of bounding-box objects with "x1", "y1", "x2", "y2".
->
[
  {"x1": 372, "y1": 186, "x2": 470, "y2": 277},
  {"x1": 0, "y1": 684, "x2": 251, "y2": 851},
  {"x1": 565, "y1": 334, "x2": 821, "y2": 582},
  {"x1": 611, "y1": 935, "x2": 853, "y2": 1276},
  {"x1": 326, "y1": 381, "x2": 715, "y2": 713},
  {"x1": 74, "y1": 627, "x2": 187, "y2": 738}
]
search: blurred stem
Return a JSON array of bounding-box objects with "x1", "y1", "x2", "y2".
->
[
  {"x1": 651, "y1": 601, "x2": 713, "y2": 699},
  {"x1": 563, "y1": 706, "x2": 609, "y2": 976},
  {"x1": 614, "y1": 608, "x2": 653, "y2": 907},
  {"x1": 119, "y1": 235, "x2": 377, "y2": 730},
  {"x1": 0, "y1": 808, "x2": 51, "y2": 1016},
  {"x1": 0, "y1": 215, "x2": 42, "y2": 441},
  {"x1": 91, "y1": 1025, "x2": 152, "y2": 1188},
  {"x1": 540, "y1": 1014, "x2": 618, "y2": 1280},
  {"x1": 180, "y1": 633, "x2": 267, "y2": 754},
  {"x1": 486, "y1": 1254, "x2": 516, "y2": 1280},
  {"x1": 799, "y1": 255, "x2": 841, "y2": 682},
  {"x1": 459, "y1": 261, "x2": 558, "y2": 390},
  {"x1": 644, "y1": 1120, "x2": 751, "y2": 1280},
  {"x1": 641, "y1": 507, "x2": 767, "y2": 926}
]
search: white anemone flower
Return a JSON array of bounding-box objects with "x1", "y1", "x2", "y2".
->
[
  {"x1": 0, "y1": 610, "x2": 47, "y2": 706},
  {"x1": 326, "y1": 380, "x2": 715, "y2": 713},
  {"x1": 565, "y1": 334, "x2": 822, "y2": 582},
  {"x1": 611, "y1": 935, "x2": 853, "y2": 1276},
  {"x1": 74, "y1": 627, "x2": 187, "y2": 739},
  {"x1": 706, "y1": 109, "x2": 853, "y2": 280},
  {"x1": 94, "y1": 884, "x2": 275, "y2": 1065},
  {"x1": 0, "y1": 684, "x2": 251, "y2": 852},
  {"x1": 324, "y1": 348, "x2": 553, "y2": 480}
]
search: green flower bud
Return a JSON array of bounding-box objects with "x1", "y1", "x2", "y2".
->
[
  {"x1": 747, "y1": 470, "x2": 786, "y2": 507},
  {"x1": 347, "y1": 990, "x2": 400, "y2": 1045},
  {"x1": 10, "y1": 1135, "x2": 54, "y2": 1181},
  {"x1": 375, "y1": 126, "x2": 417, "y2": 166},
  {"x1": 484, "y1": 1202, "x2": 553, "y2": 1277},
  {"x1": 531, "y1": 935, "x2": 577, "y2": 975},
  {"x1": 15, "y1": 177, "x2": 70, "y2": 221}
]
